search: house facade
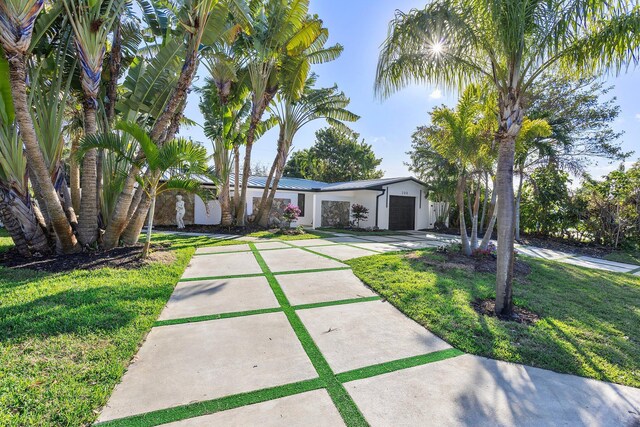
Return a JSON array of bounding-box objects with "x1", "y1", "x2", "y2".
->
[{"x1": 155, "y1": 176, "x2": 445, "y2": 231}]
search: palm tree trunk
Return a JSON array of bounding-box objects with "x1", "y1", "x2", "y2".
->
[
  {"x1": 70, "y1": 134, "x2": 81, "y2": 212},
  {"x1": 470, "y1": 179, "x2": 481, "y2": 250},
  {"x1": 77, "y1": 102, "x2": 99, "y2": 246},
  {"x1": 515, "y1": 167, "x2": 524, "y2": 241},
  {"x1": 102, "y1": 166, "x2": 139, "y2": 249},
  {"x1": 259, "y1": 138, "x2": 290, "y2": 227},
  {"x1": 456, "y1": 174, "x2": 472, "y2": 256},
  {"x1": 255, "y1": 127, "x2": 286, "y2": 226},
  {"x1": 233, "y1": 144, "x2": 240, "y2": 214},
  {"x1": 219, "y1": 178, "x2": 233, "y2": 227},
  {"x1": 0, "y1": 199, "x2": 31, "y2": 257},
  {"x1": 141, "y1": 189, "x2": 156, "y2": 258},
  {"x1": 7, "y1": 53, "x2": 78, "y2": 253},
  {"x1": 480, "y1": 172, "x2": 489, "y2": 233},
  {"x1": 480, "y1": 177, "x2": 498, "y2": 250},
  {"x1": 495, "y1": 133, "x2": 517, "y2": 317},
  {"x1": 237, "y1": 91, "x2": 277, "y2": 225}
]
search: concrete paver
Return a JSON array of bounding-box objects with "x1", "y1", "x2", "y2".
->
[
  {"x1": 260, "y1": 248, "x2": 346, "y2": 272},
  {"x1": 158, "y1": 276, "x2": 280, "y2": 320},
  {"x1": 161, "y1": 389, "x2": 345, "y2": 427},
  {"x1": 297, "y1": 300, "x2": 451, "y2": 373},
  {"x1": 350, "y1": 242, "x2": 404, "y2": 253},
  {"x1": 345, "y1": 354, "x2": 640, "y2": 427},
  {"x1": 327, "y1": 236, "x2": 370, "y2": 243},
  {"x1": 277, "y1": 269, "x2": 377, "y2": 305},
  {"x1": 97, "y1": 313, "x2": 318, "y2": 422},
  {"x1": 285, "y1": 239, "x2": 339, "y2": 247},
  {"x1": 252, "y1": 241, "x2": 292, "y2": 250},
  {"x1": 562, "y1": 256, "x2": 633, "y2": 273},
  {"x1": 181, "y1": 251, "x2": 262, "y2": 279},
  {"x1": 309, "y1": 245, "x2": 379, "y2": 261},
  {"x1": 356, "y1": 236, "x2": 403, "y2": 243},
  {"x1": 391, "y1": 241, "x2": 442, "y2": 250},
  {"x1": 195, "y1": 244, "x2": 250, "y2": 254}
]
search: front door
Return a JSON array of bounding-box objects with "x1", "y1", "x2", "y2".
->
[{"x1": 388, "y1": 196, "x2": 416, "y2": 230}]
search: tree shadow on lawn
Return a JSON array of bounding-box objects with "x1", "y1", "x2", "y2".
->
[
  {"x1": 0, "y1": 270, "x2": 173, "y2": 341},
  {"x1": 351, "y1": 249, "x2": 640, "y2": 387},
  {"x1": 151, "y1": 233, "x2": 247, "y2": 250}
]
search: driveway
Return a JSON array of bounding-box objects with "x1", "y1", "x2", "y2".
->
[{"x1": 95, "y1": 236, "x2": 640, "y2": 426}]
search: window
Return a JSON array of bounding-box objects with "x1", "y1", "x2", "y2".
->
[{"x1": 298, "y1": 193, "x2": 306, "y2": 216}]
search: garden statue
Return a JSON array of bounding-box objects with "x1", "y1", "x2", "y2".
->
[{"x1": 175, "y1": 195, "x2": 186, "y2": 229}]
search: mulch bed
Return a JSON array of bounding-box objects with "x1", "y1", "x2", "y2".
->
[
  {"x1": 471, "y1": 298, "x2": 541, "y2": 324},
  {"x1": 0, "y1": 243, "x2": 173, "y2": 273}
]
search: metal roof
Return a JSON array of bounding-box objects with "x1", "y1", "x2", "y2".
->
[
  {"x1": 163, "y1": 173, "x2": 424, "y2": 192},
  {"x1": 320, "y1": 177, "x2": 425, "y2": 191}
]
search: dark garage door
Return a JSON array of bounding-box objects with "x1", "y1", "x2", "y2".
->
[{"x1": 389, "y1": 196, "x2": 416, "y2": 230}]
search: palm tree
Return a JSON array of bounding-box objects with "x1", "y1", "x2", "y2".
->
[
  {"x1": 0, "y1": 0, "x2": 79, "y2": 253},
  {"x1": 79, "y1": 127, "x2": 212, "y2": 257},
  {"x1": 63, "y1": 0, "x2": 126, "y2": 246},
  {"x1": 428, "y1": 85, "x2": 495, "y2": 255},
  {"x1": 376, "y1": 0, "x2": 640, "y2": 316},
  {"x1": 120, "y1": 0, "x2": 249, "y2": 245},
  {"x1": 254, "y1": 75, "x2": 359, "y2": 227},
  {"x1": 234, "y1": 0, "x2": 343, "y2": 225}
]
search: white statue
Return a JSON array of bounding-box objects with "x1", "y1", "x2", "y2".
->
[{"x1": 175, "y1": 195, "x2": 186, "y2": 229}]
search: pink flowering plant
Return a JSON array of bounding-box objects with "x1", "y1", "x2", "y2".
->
[{"x1": 282, "y1": 203, "x2": 302, "y2": 228}]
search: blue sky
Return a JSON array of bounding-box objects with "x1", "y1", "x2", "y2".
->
[{"x1": 181, "y1": 0, "x2": 640, "y2": 179}]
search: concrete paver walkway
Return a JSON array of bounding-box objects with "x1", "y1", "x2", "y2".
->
[{"x1": 96, "y1": 235, "x2": 640, "y2": 426}]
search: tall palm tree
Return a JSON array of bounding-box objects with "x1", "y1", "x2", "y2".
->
[
  {"x1": 376, "y1": 0, "x2": 640, "y2": 316},
  {"x1": 120, "y1": 0, "x2": 249, "y2": 245},
  {"x1": 63, "y1": 0, "x2": 126, "y2": 246},
  {"x1": 234, "y1": 0, "x2": 343, "y2": 225},
  {"x1": 0, "y1": 0, "x2": 79, "y2": 253},
  {"x1": 254, "y1": 75, "x2": 359, "y2": 227}
]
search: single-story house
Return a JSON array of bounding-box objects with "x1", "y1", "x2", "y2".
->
[{"x1": 153, "y1": 175, "x2": 445, "y2": 231}]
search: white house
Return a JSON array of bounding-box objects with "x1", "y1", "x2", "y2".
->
[{"x1": 186, "y1": 175, "x2": 444, "y2": 231}]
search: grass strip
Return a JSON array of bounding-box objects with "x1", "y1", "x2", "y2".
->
[
  {"x1": 193, "y1": 246, "x2": 298, "y2": 256},
  {"x1": 288, "y1": 244, "x2": 346, "y2": 263},
  {"x1": 630, "y1": 266, "x2": 640, "y2": 274},
  {"x1": 178, "y1": 272, "x2": 265, "y2": 282},
  {"x1": 153, "y1": 307, "x2": 283, "y2": 327},
  {"x1": 274, "y1": 266, "x2": 352, "y2": 276},
  {"x1": 335, "y1": 349, "x2": 464, "y2": 383},
  {"x1": 249, "y1": 244, "x2": 369, "y2": 427},
  {"x1": 293, "y1": 296, "x2": 381, "y2": 311},
  {"x1": 94, "y1": 378, "x2": 324, "y2": 427}
]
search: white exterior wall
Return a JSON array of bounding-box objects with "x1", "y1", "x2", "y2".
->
[
  {"x1": 377, "y1": 181, "x2": 434, "y2": 230},
  {"x1": 310, "y1": 190, "x2": 379, "y2": 229},
  {"x1": 194, "y1": 196, "x2": 222, "y2": 225}
]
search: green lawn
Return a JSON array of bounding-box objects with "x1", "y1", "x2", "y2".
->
[
  {"x1": 247, "y1": 229, "x2": 334, "y2": 240},
  {"x1": 348, "y1": 250, "x2": 640, "y2": 388},
  {"x1": 0, "y1": 230, "x2": 232, "y2": 426},
  {"x1": 604, "y1": 249, "x2": 640, "y2": 267}
]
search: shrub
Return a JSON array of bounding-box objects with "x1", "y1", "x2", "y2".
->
[
  {"x1": 282, "y1": 204, "x2": 302, "y2": 228},
  {"x1": 351, "y1": 204, "x2": 369, "y2": 228}
]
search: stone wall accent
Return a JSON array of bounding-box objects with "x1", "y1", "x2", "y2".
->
[
  {"x1": 152, "y1": 191, "x2": 195, "y2": 226},
  {"x1": 321, "y1": 201, "x2": 350, "y2": 227},
  {"x1": 252, "y1": 197, "x2": 291, "y2": 226}
]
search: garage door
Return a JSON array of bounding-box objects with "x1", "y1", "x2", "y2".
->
[{"x1": 389, "y1": 196, "x2": 416, "y2": 230}]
